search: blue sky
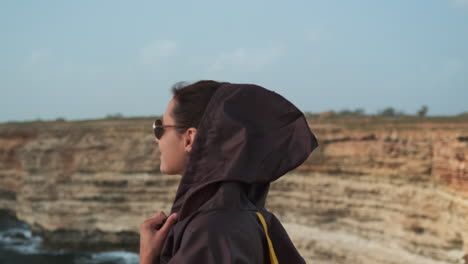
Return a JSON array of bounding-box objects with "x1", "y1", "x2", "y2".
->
[{"x1": 1, "y1": 0, "x2": 467, "y2": 122}]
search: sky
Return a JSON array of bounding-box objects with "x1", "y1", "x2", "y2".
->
[{"x1": 1, "y1": 0, "x2": 468, "y2": 122}]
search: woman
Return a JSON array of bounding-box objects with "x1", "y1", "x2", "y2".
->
[{"x1": 139, "y1": 80, "x2": 318, "y2": 264}]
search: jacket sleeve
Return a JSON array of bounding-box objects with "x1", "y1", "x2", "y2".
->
[{"x1": 166, "y1": 211, "x2": 266, "y2": 264}]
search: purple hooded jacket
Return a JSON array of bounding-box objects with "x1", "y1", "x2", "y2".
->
[{"x1": 157, "y1": 83, "x2": 318, "y2": 263}]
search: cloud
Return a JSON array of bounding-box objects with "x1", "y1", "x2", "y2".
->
[
  {"x1": 207, "y1": 47, "x2": 282, "y2": 74},
  {"x1": 304, "y1": 24, "x2": 328, "y2": 44},
  {"x1": 21, "y1": 51, "x2": 54, "y2": 81},
  {"x1": 452, "y1": 0, "x2": 468, "y2": 8},
  {"x1": 438, "y1": 59, "x2": 466, "y2": 83},
  {"x1": 23, "y1": 51, "x2": 52, "y2": 69},
  {"x1": 425, "y1": 59, "x2": 467, "y2": 94},
  {"x1": 140, "y1": 40, "x2": 178, "y2": 66}
]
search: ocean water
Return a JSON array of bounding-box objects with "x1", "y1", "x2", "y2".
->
[{"x1": 0, "y1": 211, "x2": 139, "y2": 264}]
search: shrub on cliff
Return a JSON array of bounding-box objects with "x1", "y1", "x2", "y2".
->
[
  {"x1": 377, "y1": 107, "x2": 406, "y2": 117},
  {"x1": 105, "y1": 113, "x2": 124, "y2": 119},
  {"x1": 417, "y1": 105, "x2": 428, "y2": 117}
]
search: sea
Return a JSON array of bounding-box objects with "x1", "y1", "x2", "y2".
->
[{"x1": 0, "y1": 210, "x2": 139, "y2": 264}]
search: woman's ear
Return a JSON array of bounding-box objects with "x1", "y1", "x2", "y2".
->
[{"x1": 184, "y1": 127, "x2": 197, "y2": 153}]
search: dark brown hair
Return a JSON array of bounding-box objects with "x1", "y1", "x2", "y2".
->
[{"x1": 171, "y1": 80, "x2": 226, "y2": 134}]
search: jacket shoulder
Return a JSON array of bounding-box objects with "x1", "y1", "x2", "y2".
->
[
  {"x1": 168, "y1": 209, "x2": 267, "y2": 264},
  {"x1": 187, "y1": 209, "x2": 257, "y2": 232}
]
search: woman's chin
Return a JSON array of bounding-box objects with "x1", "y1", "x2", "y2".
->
[
  {"x1": 160, "y1": 164, "x2": 173, "y2": 175},
  {"x1": 160, "y1": 160, "x2": 183, "y2": 175}
]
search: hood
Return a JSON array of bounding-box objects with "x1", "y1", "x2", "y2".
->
[{"x1": 169, "y1": 83, "x2": 318, "y2": 220}]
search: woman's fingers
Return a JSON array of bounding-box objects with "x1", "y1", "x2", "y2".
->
[
  {"x1": 150, "y1": 211, "x2": 166, "y2": 219},
  {"x1": 158, "y1": 213, "x2": 178, "y2": 237},
  {"x1": 138, "y1": 211, "x2": 178, "y2": 264},
  {"x1": 140, "y1": 211, "x2": 167, "y2": 231},
  {"x1": 150, "y1": 211, "x2": 166, "y2": 218}
]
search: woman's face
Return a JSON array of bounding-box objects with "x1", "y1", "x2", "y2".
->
[{"x1": 155, "y1": 98, "x2": 197, "y2": 175}]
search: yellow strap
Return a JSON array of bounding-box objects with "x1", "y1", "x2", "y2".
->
[{"x1": 256, "y1": 211, "x2": 279, "y2": 264}]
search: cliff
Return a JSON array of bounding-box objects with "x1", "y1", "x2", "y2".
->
[{"x1": 0, "y1": 116, "x2": 467, "y2": 263}]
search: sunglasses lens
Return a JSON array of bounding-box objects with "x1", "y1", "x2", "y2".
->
[
  {"x1": 153, "y1": 119, "x2": 163, "y2": 139},
  {"x1": 155, "y1": 127, "x2": 163, "y2": 139}
]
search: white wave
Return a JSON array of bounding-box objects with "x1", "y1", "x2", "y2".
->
[
  {"x1": 0, "y1": 227, "x2": 44, "y2": 254},
  {"x1": 0, "y1": 227, "x2": 69, "y2": 256},
  {"x1": 76, "y1": 250, "x2": 139, "y2": 264},
  {"x1": 1, "y1": 226, "x2": 139, "y2": 263}
]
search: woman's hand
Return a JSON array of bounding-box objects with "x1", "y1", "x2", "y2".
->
[{"x1": 139, "y1": 211, "x2": 179, "y2": 264}]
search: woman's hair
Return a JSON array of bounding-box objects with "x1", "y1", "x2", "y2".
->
[{"x1": 171, "y1": 80, "x2": 226, "y2": 134}]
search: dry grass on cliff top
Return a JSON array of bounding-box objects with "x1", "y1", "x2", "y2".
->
[
  {"x1": 1, "y1": 115, "x2": 468, "y2": 134},
  {"x1": 0, "y1": 116, "x2": 163, "y2": 137},
  {"x1": 307, "y1": 115, "x2": 468, "y2": 131}
]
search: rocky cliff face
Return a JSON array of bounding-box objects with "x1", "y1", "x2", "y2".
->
[{"x1": 0, "y1": 117, "x2": 467, "y2": 263}]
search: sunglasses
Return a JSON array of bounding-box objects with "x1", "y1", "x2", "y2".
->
[{"x1": 152, "y1": 119, "x2": 188, "y2": 139}]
